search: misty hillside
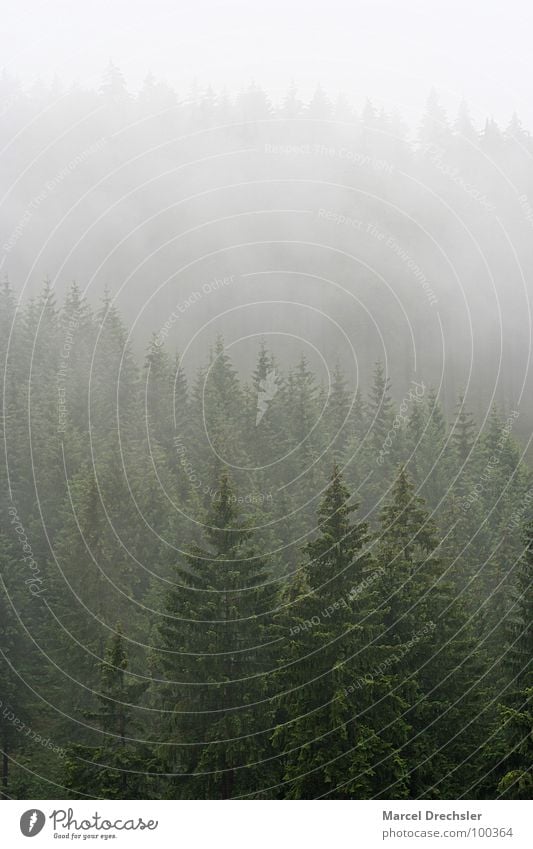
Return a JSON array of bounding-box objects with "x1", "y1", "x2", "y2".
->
[
  {"x1": 1, "y1": 59, "x2": 532, "y2": 804},
  {"x1": 1, "y1": 69, "x2": 532, "y2": 438}
]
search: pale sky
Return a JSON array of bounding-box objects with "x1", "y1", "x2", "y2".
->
[{"x1": 3, "y1": 0, "x2": 533, "y2": 128}]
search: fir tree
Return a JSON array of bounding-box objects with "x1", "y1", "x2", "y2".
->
[
  {"x1": 156, "y1": 472, "x2": 277, "y2": 798},
  {"x1": 273, "y1": 466, "x2": 410, "y2": 799},
  {"x1": 495, "y1": 524, "x2": 532, "y2": 799},
  {"x1": 63, "y1": 627, "x2": 152, "y2": 799}
]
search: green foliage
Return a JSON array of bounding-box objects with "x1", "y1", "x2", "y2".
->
[{"x1": 1, "y1": 283, "x2": 531, "y2": 800}]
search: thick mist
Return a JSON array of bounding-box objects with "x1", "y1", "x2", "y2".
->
[
  {"x1": 1, "y1": 0, "x2": 532, "y2": 812},
  {"x1": 1, "y1": 71, "x2": 532, "y2": 439}
]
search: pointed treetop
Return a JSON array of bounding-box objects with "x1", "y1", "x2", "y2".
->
[
  {"x1": 380, "y1": 465, "x2": 438, "y2": 557},
  {"x1": 482, "y1": 117, "x2": 504, "y2": 152},
  {"x1": 100, "y1": 61, "x2": 129, "y2": 102},
  {"x1": 369, "y1": 361, "x2": 392, "y2": 407},
  {"x1": 454, "y1": 99, "x2": 478, "y2": 142},
  {"x1": 506, "y1": 112, "x2": 528, "y2": 143},
  {"x1": 451, "y1": 395, "x2": 477, "y2": 462},
  {"x1": 362, "y1": 98, "x2": 378, "y2": 127},
  {"x1": 306, "y1": 85, "x2": 332, "y2": 120},
  {"x1": 102, "y1": 624, "x2": 127, "y2": 673},
  {"x1": 252, "y1": 339, "x2": 275, "y2": 389},
  {"x1": 419, "y1": 88, "x2": 449, "y2": 145},
  {"x1": 282, "y1": 81, "x2": 302, "y2": 119}
]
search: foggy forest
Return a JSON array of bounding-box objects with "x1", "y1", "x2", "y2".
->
[{"x1": 0, "y1": 67, "x2": 531, "y2": 801}]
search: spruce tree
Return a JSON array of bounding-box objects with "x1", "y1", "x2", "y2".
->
[
  {"x1": 63, "y1": 627, "x2": 152, "y2": 799},
  {"x1": 156, "y1": 471, "x2": 277, "y2": 798},
  {"x1": 495, "y1": 524, "x2": 532, "y2": 799},
  {"x1": 273, "y1": 466, "x2": 410, "y2": 799},
  {"x1": 376, "y1": 467, "x2": 487, "y2": 798}
]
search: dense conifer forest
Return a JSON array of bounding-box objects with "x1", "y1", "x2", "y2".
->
[
  {"x1": 0, "y1": 278, "x2": 531, "y2": 800},
  {"x1": 0, "y1": 72, "x2": 532, "y2": 800}
]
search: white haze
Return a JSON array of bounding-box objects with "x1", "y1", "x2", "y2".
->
[
  {"x1": 3, "y1": 0, "x2": 533, "y2": 126},
  {"x1": 1, "y1": 0, "x2": 532, "y2": 447}
]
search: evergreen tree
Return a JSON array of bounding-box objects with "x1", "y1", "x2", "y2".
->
[
  {"x1": 63, "y1": 627, "x2": 153, "y2": 798},
  {"x1": 495, "y1": 524, "x2": 532, "y2": 799},
  {"x1": 450, "y1": 395, "x2": 478, "y2": 467},
  {"x1": 324, "y1": 362, "x2": 351, "y2": 456},
  {"x1": 367, "y1": 362, "x2": 395, "y2": 458},
  {"x1": 273, "y1": 466, "x2": 410, "y2": 799},
  {"x1": 156, "y1": 472, "x2": 277, "y2": 798},
  {"x1": 376, "y1": 467, "x2": 487, "y2": 798}
]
